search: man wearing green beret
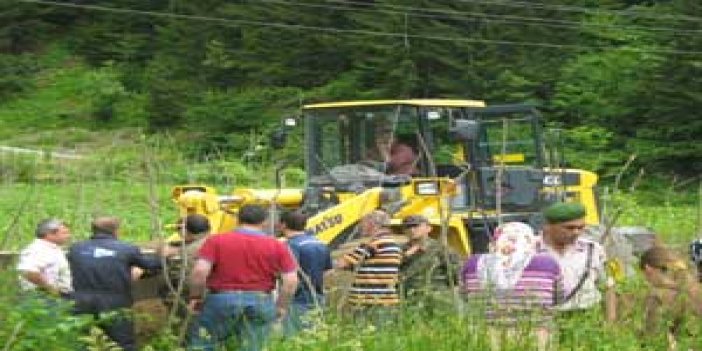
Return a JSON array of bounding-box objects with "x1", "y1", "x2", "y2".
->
[{"x1": 539, "y1": 202, "x2": 610, "y2": 313}]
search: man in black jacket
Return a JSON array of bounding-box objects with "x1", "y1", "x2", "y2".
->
[{"x1": 68, "y1": 217, "x2": 161, "y2": 351}]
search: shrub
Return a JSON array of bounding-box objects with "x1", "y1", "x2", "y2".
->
[
  {"x1": 0, "y1": 273, "x2": 91, "y2": 350},
  {"x1": 0, "y1": 54, "x2": 39, "y2": 100}
]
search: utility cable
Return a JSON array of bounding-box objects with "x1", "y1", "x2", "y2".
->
[
  {"x1": 18, "y1": 0, "x2": 702, "y2": 56},
  {"x1": 455, "y1": 0, "x2": 702, "y2": 23},
  {"x1": 313, "y1": 0, "x2": 702, "y2": 35}
]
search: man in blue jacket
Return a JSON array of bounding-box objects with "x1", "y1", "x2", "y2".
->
[
  {"x1": 279, "y1": 209, "x2": 333, "y2": 335},
  {"x1": 68, "y1": 216, "x2": 161, "y2": 351}
]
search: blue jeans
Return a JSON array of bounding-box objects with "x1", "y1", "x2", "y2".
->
[{"x1": 188, "y1": 292, "x2": 276, "y2": 351}]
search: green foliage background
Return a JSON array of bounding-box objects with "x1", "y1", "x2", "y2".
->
[
  {"x1": 0, "y1": 0, "x2": 700, "y2": 177},
  {"x1": 0, "y1": 2, "x2": 700, "y2": 347}
]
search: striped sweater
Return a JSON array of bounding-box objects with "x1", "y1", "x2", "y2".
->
[
  {"x1": 461, "y1": 253, "x2": 564, "y2": 327},
  {"x1": 342, "y1": 233, "x2": 403, "y2": 306}
]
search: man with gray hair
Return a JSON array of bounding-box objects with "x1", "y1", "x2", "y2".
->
[
  {"x1": 17, "y1": 218, "x2": 73, "y2": 297},
  {"x1": 336, "y1": 210, "x2": 403, "y2": 309}
]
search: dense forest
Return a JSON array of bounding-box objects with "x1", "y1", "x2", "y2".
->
[{"x1": 1, "y1": 0, "x2": 701, "y2": 179}]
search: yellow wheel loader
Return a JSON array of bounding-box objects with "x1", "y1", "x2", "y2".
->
[{"x1": 168, "y1": 99, "x2": 600, "y2": 256}]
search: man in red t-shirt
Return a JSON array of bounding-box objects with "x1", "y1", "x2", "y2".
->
[{"x1": 188, "y1": 205, "x2": 298, "y2": 351}]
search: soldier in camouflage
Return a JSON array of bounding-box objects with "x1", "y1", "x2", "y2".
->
[{"x1": 399, "y1": 215, "x2": 460, "y2": 306}]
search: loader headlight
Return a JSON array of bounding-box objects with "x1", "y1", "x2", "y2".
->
[{"x1": 415, "y1": 181, "x2": 440, "y2": 195}]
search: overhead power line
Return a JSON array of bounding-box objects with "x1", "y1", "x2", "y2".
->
[
  {"x1": 455, "y1": 0, "x2": 702, "y2": 23},
  {"x1": 267, "y1": 0, "x2": 702, "y2": 36},
  {"x1": 18, "y1": 0, "x2": 702, "y2": 56}
]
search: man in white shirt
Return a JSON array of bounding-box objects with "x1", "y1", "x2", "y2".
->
[
  {"x1": 17, "y1": 218, "x2": 73, "y2": 296},
  {"x1": 538, "y1": 202, "x2": 609, "y2": 312}
]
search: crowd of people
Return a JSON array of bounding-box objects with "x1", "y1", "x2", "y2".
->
[{"x1": 15, "y1": 202, "x2": 702, "y2": 350}]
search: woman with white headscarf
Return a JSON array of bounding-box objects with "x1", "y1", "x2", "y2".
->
[{"x1": 461, "y1": 222, "x2": 564, "y2": 351}]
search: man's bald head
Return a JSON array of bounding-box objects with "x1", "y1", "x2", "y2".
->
[{"x1": 92, "y1": 216, "x2": 121, "y2": 236}]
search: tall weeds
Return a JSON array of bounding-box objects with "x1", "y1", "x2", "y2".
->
[{"x1": 0, "y1": 129, "x2": 699, "y2": 349}]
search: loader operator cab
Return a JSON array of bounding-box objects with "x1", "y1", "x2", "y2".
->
[
  {"x1": 453, "y1": 104, "x2": 548, "y2": 211},
  {"x1": 303, "y1": 100, "x2": 481, "y2": 179},
  {"x1": 294, "y1": 100, "x2": 572, "y2": 252},
  {"x1": 301, "y1": 100, "x2": 547, "y2": 207}
]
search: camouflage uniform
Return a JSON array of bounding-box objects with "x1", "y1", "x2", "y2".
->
[{"x1": 400, "y1": 238, "x2": 460, "y2": 305}]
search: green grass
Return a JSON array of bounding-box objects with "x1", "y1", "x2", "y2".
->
[
  {"x1": 0, "y1": 181, "x2": 174, "y2": 247},
  {"x1": 619, "y1": 204, "x2": 699, "y2": 246},
  {"x1": 0, "y1": 138, "x2": 698, "y2": 350},
  {"x1": 0, "y1": 61, "x2": 99, "y2": 135},
  {"x1": 0, "y1": 45, "x2": 147, "y2": 141},
  {"x1": 0, "y1": 131, "x2": 295, "y2": 248},
  {"x1": 2, "y1": 267, "x2": 696, "y2": 351},
  {"x1": 604, "y1": 185, "x2": 700, "y2": 247}
]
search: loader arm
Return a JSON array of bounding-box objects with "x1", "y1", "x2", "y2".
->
[
  {"x1": 169, "y1": 185, "x2": 304, "y2": 242},
  {"x1": 306, "y1": 187, "x2": 383, "y2": 247}
]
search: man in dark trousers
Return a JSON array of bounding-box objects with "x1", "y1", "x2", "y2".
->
[
  {"x1": 188, "y1": 205, "x2": 298, "y2": 351},
  {"x1": 68, "y1": 216, "x2": 162, "y2": 351},
  {"x1": 278, "y1": 209, "x2": 333, "y2": 335}
]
